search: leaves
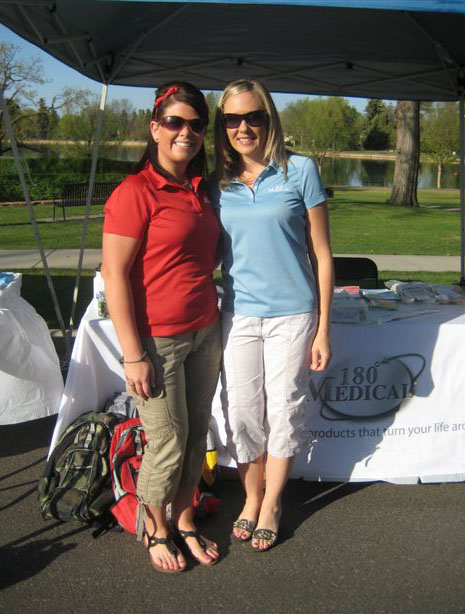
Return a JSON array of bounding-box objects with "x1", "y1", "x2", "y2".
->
[{"x1": 280, "y1": 97, "x2": 361, "y2": 168}]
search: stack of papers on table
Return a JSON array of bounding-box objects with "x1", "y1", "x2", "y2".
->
[
  {"x1": 334, "y1": 286, "x2": 361, "y2": 297},
  {"x1": 361, "y1": 288, "x2": 399, "y2": 310},
  {"x1": 331, "y1": 296, "x2": 369, "y2": 323}
]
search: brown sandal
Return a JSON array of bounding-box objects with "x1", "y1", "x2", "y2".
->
[
  {"x1": 174, "y1": 528, "x2": 220, "y2": 566},
  {"x1": 142, "y1": 527, "x2": 186, "y2": 573}
]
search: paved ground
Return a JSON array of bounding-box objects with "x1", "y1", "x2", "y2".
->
[
  {"x1": 0, "y1": 249, "x2": 461, "y2": 272},
  {"x1": 1, "y1": 415, "x2": 465, "y2": 614},
  {"x1": 1, "y1": 247, "x2": 464, "y2": 612}
]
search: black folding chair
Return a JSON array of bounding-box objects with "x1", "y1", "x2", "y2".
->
[{"x1": 333, "y1": 257, "x2": 379, "y2": 288}]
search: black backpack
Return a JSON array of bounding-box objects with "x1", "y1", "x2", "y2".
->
[{"x1": 38, "y1": 411, "x2": 124, "y2": 528}]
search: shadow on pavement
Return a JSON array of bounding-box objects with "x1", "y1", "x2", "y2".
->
[
  {"x1": 0, "y1": 523, "x2": 89, "y2": 590},
  {"x1": 0, "y1": 415, "x2": 57, "y2": 458}
]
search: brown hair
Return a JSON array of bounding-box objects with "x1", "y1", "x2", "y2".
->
[{"x1": 132, "y1": 80, "x2": 209, "y2": 181}]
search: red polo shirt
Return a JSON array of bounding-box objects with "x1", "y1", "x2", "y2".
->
[{"x1": 103, "y1": 164, "x2": 219, "y2": 337}]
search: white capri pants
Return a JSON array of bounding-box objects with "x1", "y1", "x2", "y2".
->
[{"x1": 220, "y1": 311, "x2": 317, "y2": 463}]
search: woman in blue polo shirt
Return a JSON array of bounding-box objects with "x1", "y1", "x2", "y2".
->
[{"x1": 212, "y1": 79, "x2": 333, "y2": 551}]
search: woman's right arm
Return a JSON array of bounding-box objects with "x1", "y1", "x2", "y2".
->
[{"x1": 101, "y1": 232, "x2": 155, "y2": 400}]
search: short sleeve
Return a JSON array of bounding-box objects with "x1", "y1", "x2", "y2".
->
[
  {"x1": 299, "y1": 157, "x2": 327, "y2": 209},
  {"x1": 103, "y1": 175, "x2": 152, "y2": 240}
]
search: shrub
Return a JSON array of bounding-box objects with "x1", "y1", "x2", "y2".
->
[{"x1": 0, "y1": 157, "x2": 133, "y2": 201}]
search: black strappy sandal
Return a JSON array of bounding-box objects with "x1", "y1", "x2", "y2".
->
[
  {"x1": 142, "y1": 527, "x2": 186, "y2": 573},
  {"x1": 173, "y1": 527, "x2": 220, "y2": 566}
]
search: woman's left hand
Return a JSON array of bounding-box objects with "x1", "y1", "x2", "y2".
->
[{"x1": 310, "y1": 330, "x2": 332, "y2": 372}]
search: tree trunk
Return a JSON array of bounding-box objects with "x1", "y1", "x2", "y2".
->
[
  {"x1": 388, "y1": 101, "x2": 420, "y2": 207},
  {"x1": 437, "y1": 162, "x2": 442, "y2": 190}
]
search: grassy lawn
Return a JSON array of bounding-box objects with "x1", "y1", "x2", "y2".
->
[
  {"x1": 0, "y1": 206, "x2": 104, "y2": 249},
  {"x1": 329, "y1": 188, "x2": 460, "y2": 255},
  {"x1": 0, "y1": 188, "x2": 461, "y2": 255},
  {"x1": 2, "y1": 186, "x2": 462, "y2": 329}
]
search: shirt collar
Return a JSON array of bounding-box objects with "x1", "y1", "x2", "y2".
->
[
  {"x1": 146, "y1": 163, "x2": 203, "y2": 193},
  {"x1": 268, "y1": 159, "x2": 279, "y2": 171},
  {"x1": 230, "y1": 159, "x2": 279, "y2": 185}
]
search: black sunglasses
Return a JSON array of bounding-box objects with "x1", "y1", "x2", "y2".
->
[
  {"x1": 158, "y1": 115, "x2": 206, "y2": 134},
  {"x1": 222, "y1": 110, "x2": 268, "y2": 129}
]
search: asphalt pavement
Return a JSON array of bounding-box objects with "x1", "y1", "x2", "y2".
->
[
  {"x1": 1, "y1": 248, "x2": 464, "y2": 613},
  {"x1": 0, "y1": 249, "x2": 461, "y2": 272},
  {"x1": 1, "y1": 415, "x2": 465, "y2": 614}
]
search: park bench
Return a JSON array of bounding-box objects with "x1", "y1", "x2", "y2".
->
[{"x1": 53, "y1": 181, "x2": 120, "y2": 221}]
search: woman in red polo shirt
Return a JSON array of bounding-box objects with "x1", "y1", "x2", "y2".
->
[{"x1": 102, "y1": 82, "x2": 221, "y2": 573}]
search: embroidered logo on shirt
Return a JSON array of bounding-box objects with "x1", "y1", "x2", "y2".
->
[{"x1": 267, "y1": 184, "x2": 288, "y2": 193}]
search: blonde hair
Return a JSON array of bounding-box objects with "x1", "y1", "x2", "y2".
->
[{"x1": 214, "y1": 79, "x2": 288, "y2": 190}]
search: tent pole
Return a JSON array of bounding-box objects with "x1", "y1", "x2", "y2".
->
[
  {"x1": 459, "y1": 97, "x2": 465, "y2": 286},
  {"x1": 67, "y1": 82, "x2": 108, "y2": 348},
  {"x1": 0, "y1": 87, "x2": 68, "y2": 343}
]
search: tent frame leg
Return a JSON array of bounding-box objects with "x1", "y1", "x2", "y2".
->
[
  {"x1": 66, "y1": 82, "x2": 108, "y2": 352},
  {"x1": 0, "y1": 87, "x2": 68, "y2": 349},
  {"x1": 459, "y1": 97, "x2": 465, "y2": 286}
]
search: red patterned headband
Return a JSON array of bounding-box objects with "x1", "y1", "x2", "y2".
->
[{"x1": 153, "y1": 86, "x2": 179, "y2": 119}]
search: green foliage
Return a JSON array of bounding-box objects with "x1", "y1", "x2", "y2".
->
[
  {"x1": 361, "y1": 99, "x2": 396, "y2": 150},
  {"x1": 0, "y1": 42, "x2": 47, "y2": 155},
  {"x1": 421, "y1": 102, "x2": 459, "y2": 188},
  {"x1": 204, "y1": 91, "x2": 220, "y2": 152},
  {"x1": 0, "y1": 157, "x2": 132, "y2": 201},
  {"x1": 51, "y1": 91, "x2": 153, "y2": 156},
  {"x1": 281, "y1": 97, "x2": 361, "y2": 168}
]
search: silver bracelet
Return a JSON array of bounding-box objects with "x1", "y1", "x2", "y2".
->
[{"x1": 119, "y1": 349, "x2": 148, "y2": 365}]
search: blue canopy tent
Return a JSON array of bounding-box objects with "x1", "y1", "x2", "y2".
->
[{"x1": 1, "y1": 0, "x2": 464, "y2": 340}]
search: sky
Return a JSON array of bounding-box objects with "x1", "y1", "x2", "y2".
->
[{"x1": 1, "y1": 23, "x2": 368, "y2": 114}]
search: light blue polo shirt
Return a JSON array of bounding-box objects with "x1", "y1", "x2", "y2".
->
[{"x1": 212, "y1": 154, "x2": 327, "y2": 317}]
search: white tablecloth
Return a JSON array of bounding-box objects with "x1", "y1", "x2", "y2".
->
[
  {"x1": 0, "y1": 274, "x2": 64, "y2": 425},
  {"x1": 50, "y1": 299, "x2": 465, "y2": 483}
]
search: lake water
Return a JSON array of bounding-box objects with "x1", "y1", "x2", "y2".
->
[
  {"x1": 12, "y1": 145, "x2": 461, "y2": 189},
  {"x1": 320, "y1": 156, "x2": 460, "y2": 189},
  {"x1": 104, "y1": 146, "x2": 460, "y2": 189}
]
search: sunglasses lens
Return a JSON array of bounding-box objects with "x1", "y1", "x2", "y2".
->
[
  {"x1": 189, "y1": 119, "x2": 206, "y2": 134},
  {"x1": 223, "y1": 114, "x2": 241, "y2": 129},
  {"x1": 160, "y1": 116, "x2": 206, "y2": 134},
  {"x1": 247, "y1": 111, "x2": 267, "y2": 127},
  {"x1": 223, "y1": 111, "x2": 267, "y2": 129},
  {"x1": 161, "y1": 116, "x2": 184, "y2": 131}
]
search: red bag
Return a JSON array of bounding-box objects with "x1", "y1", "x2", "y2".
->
[
  {"x1": 109, "y1": 417, "x2": 221, "y2": 534},
  {"x1": 109, "y1": 418, "x2": 146, "y2": 535}
]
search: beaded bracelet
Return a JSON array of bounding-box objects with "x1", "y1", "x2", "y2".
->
[{"x1": 119, "y1": 349, "x2": 148, "y2": 365}]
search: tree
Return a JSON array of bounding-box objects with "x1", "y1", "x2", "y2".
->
[
  {"x1": 130, "y1": 108, "x2": 152, "y2": 141},
  {"x1": 281, "y1": 97, "x2": 360, "y2": 170},
  {"x1": 204, "y1": 91, "x2": 220, "y2": 152},
  {"x1": 388, "y1": 101, "x2": 420, "y2": 207},
  {"x1": 361, "y1": 99, "x2": 396, "y2": 151},
  {"x1": 0, "y1": 42, "x2": 47, "y2": 155},
  {"x1": 421, "y1": 102, "x2": 459, "y2": 189},
  {"x1": 54, "y1": 89, "x2": 120, "y2": 157},
  {"x1": 36, "y1": 98, "x2": 50, "y2": 139},
  {"x1": 105, "y1": 98, "x2": 135, "y2": 142}
]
